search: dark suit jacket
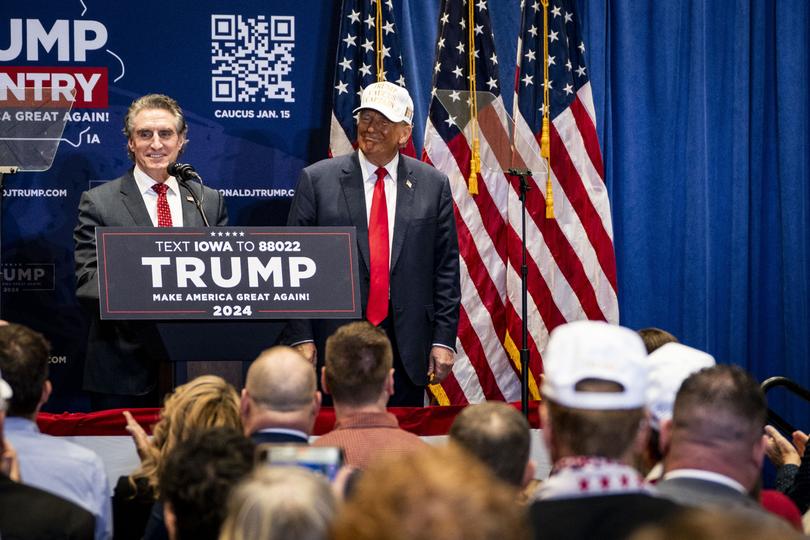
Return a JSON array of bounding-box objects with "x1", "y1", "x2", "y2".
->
[
  {"x1": 529, "y1": 493, "x2": 682, "y2": 540},
  {"x1": 282, "y1": 152, "x2": 460, "y2": 385},
  {"x1": 656, "y1": 476, "x2": 771, "y2": 516},
  {"x1": 0, "y1": 473, "x2": 95, "y2": 539},
  {"x1": 74, "y1": 170, "x2": 227, "y2": 394},
  {"x1": 251, "y1": 430, "x2": 310, "y2": 445}
]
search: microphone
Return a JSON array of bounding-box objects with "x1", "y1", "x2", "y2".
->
[
  {"x1": 167, "y1": 162, "x2": 201, "y2": 181},
  {"x1": 166, "y1": 162, "x2": 210, "y2": 226}
]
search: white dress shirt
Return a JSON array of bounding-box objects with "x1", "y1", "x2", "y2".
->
[{"x1": 133, "y1": 165, "x2": 184, "y2": 226}]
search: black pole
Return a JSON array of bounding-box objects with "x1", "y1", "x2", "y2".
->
[{"x1": 508, "y1": 168, "x2": 531, "y2": 417}]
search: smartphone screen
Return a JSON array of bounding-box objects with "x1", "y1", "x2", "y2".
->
[{"x1": 256, "y1": 444, "x2": 344, "y2": 481}]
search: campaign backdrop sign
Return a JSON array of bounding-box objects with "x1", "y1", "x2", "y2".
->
[{"x1": 96, "y1": 226, "x2": 361, "y2": 320}]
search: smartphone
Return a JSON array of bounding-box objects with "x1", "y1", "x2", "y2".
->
[{"x1": 256, "y1": 444, "x2": 344, "y2": 481}]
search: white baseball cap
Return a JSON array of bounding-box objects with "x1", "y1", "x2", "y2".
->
[
  {"x1": 353, "y1": 81, "x2": 414, "y2": 125},
  {"x1": 0, "y1": 368, "x2": 12, "y2": 406},
  {"x1": 646, "y1": 342, "x2": 715, "y2": 430},
  {"x1": 541, "y1": 320, "x2": 648, "y2": 410}
]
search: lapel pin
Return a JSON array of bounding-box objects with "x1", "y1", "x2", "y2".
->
[
  {"x1": 406, "y1": 179, "x2": 413, "y2": 189},
  {"x1": 186, "y1": 196, "x2": 194, "y2": 202}
]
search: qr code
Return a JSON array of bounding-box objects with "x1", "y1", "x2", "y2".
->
[{"x1": 211, "y1": 15, "x2": 295, "y2": 103}]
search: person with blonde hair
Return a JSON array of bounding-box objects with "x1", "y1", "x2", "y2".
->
[
  {"x1": 219, "y1": 467, "x2": 337, "y2": 540},
  {"x1": 112, "y1": 375, "x2": 242, "y2": 540}
]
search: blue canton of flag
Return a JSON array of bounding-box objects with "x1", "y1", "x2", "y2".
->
[{"x1": 330, "y1": 0, "x2": 414, "y2": 157}]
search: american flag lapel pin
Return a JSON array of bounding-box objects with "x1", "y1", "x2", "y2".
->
[
  {"x1": 186, "y1": 196, "x2": 194, "y2": 202},
  {"x1": 406, "y1": 178, "x2": 413, "y2": 189}
]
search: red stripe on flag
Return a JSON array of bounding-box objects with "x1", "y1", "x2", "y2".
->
[
  {"x1": 457, "y1": 305, "x2": 506, "y2": 401},
  {"x1": 514, "y1": 173, "x2": 607, "y2": 321},
  {"x1": 570, "y1": 96, "x2": 605, "y2": 179},
  {"x1": 433, "y1": 372, "x2": 469, "y2": 406},
  {"x1": 506, "y1": 225, "x2": 567, "y2": 332},
  {"x1": 548, "y1": 124, "x2": 619, "y2": 292}
]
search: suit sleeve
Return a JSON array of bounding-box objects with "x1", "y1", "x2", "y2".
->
[
  {"x1": 74, "y1": 190, "x2": 102, "y2": 300},
  {"x1": 431, "y1": 174, "x2": 461, "y2": 349},
  {"x1": 279, "y1": 168, "x2": 317, "y2": 345}
]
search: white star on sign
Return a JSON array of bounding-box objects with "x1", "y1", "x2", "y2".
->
[
  {"x1": 522, "y1": 74, "x2": 533, "y2": 86},
  {"x1": 359, "y1": 63, "x2": 372, "y2": 76},
  {"x1": 335, "y1": 81, "x2": 348, "y2": 95},
  {"x1": 342, "y1": 34, "x2": 357, "y2": 48},
  {"x1": 453, "y1": 65, "x2": 464, "y2": 78},
  {"x1": 486, "y1": 77, "x2": 498, "y2": 90},
  {"x1": 563, "y1": 83, "x2": 574, "y2": 95},
  {"x1": 383, "y1": 21, "x2": 395, "y2": 35},
  {"x1": 576, "y1": 65, "x2": 587, "y2": 77},
  {"x1": 348, "y1": 9, "x2": 360, "y2": 23},
  {"x1": 551, "y1": 5, "x2": 561, "y2": 17},
  {"x1": 445, "y1": 114, "x2": 457, "y2": 127},
  {"x1": 525, "y1": 49, "x2": 536, "y2": 62},
  {"x1": 339, "y1": 57, "x2": 352, "y2": 71}
]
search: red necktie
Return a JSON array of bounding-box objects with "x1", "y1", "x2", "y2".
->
[
  {"x1": 367, "y1": 167, "x2": 389, "y2": 325},
  {"x1": 152, "y1": 183, "x2": 173, "y2": 227}
]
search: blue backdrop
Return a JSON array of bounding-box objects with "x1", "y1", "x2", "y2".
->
[{"x1": 1, "y1": 1, "x2": 808, "y2": 421}]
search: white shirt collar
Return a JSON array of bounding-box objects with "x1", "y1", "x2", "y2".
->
[
  {"x1": 358, "y1": 150, "x2": 399, "y2": 184},
  {"x1": 662, "y1": 468, "x2": 746, "y2": 493},
  {"x1": 133, "y1": 165, "x2": 180, "y2": 196}
]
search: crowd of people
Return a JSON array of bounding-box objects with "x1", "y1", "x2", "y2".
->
[{"x1": 0, "y1": 319, "x2": 808, "y2": 539}]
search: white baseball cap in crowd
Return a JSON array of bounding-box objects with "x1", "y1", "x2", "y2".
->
[
  {"x1": 0, "y1": 368, "x2": 12, "y2": 408},
  {"x1": 646, "y1": 342, "x2": 715, "y2": 430},
  {"x1": 541, "y1": 320, "x2": 648, "y2": 410},
  {"x1": 353, "y1": 81, "x2": 414, "y2": 125}
]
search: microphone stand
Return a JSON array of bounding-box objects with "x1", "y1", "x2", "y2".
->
[{"x1": 508, "y1": 167, "x2": 532, "y2": 418}]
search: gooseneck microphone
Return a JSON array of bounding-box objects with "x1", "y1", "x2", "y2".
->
[{"x1": 167, "y1": 162, "x2": 210, "y2": 226}]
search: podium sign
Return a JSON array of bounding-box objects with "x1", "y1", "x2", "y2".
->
[{"x1": 96, "y1": 226, "x2": 361, "y2": 320}]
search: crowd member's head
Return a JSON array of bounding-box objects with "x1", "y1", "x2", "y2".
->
[
  {"x1": 353, "y1": 81, "x2": 413, "y2": 167},
  {"x1": 637, "y1": 327, "x2": 678, "y2": 354},
  {"x1": 449, "y1": 402, "x2": 534, "y2": 488},
  {"x1": 0, "y1": 368, "x2": 12, "y2": 478},
  {"x1": 662, "y1": 365, "x2": 767, "y2": 493},
  {"x1": 333, "y1": 444, "x2": 529, "y2": 540},
  {"x1": 540, "y1": 321, "x2": 650, "y2": 463},
  {"x1": 629, "y1": 506, "x2": 802, "y2": 540},
  {"x1": 642, "y1": 343, "x2": 715, "y2": 474},
  {"x1": 219, "y1": 466, "x2": 337, "y2": 540},
  {"x1": 323, "y1": 321, "x2": 393, "y2": 409},
  {"x1": 160, "y1": 427, "x2": 254, "y2": 540},
  {"x1": 0, "y1": 323, "x2": 51, "y2": 418},
  {"x1": 132, "y1": 375, "x2": 241, "y2": 495},
  {"x1": 241, "y1": 346, "x2": 320, "y2": 437},
  {"x1": 123, "y1": 93, "x2": 187, "y2": 181}
]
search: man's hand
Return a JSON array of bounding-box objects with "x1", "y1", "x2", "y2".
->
[
  {"x1": 793, "y1": 430, "x2": 809, "y2": 457},
  {"x1": 765, "y1": 425, "x2": 801, "y2": 467},
  {"x1": 294, "y1": 343, "x2": 317, "y2": 366},
  {"x1": 123, "y1": 411, "x2": 152, "y2": 462},
  {"x1": 427, "y1": 346, "x2": 455, "y2": 384}
]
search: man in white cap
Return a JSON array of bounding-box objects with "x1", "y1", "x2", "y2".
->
[
  {"x1": 283, "y1": 81, "x2": 460, "y2": 406},
  {"x1": 641, "y1": 342, "x2": 715, "y2": 479},
  {"x1": 529, "y1": 320, "x2": 681, "y2": 540}
]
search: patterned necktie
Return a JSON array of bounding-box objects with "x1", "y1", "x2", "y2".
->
[
  {"x1": 366, "y1": 167, "x2": 390, "y2": 325},
  {"x1": 152, "y1": 183, "x2": 173, "y2": 227}
]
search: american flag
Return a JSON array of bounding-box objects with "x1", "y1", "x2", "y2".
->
[
  {"x1": 330, "y1": 0, "x2": 415, "y2": 157},
  {"x1": 423, "y1": 0, "x2": 618, "y2": 405}
]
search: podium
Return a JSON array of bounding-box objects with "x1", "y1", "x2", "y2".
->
[{"x1": 95, "y1": 225, "x2": 362, "y2": 392}]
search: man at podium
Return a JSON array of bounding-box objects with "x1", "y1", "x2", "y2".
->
[
  {"x1": 283, "y1": 82, "x2": 461, "y2": 406},
  {"x1": 73, "y1": 94, "x2": 227, "y2": 410}
]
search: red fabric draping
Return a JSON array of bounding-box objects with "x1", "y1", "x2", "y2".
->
[{"x1": 37, "y1": 402, "x2": 542, "y2": 437}]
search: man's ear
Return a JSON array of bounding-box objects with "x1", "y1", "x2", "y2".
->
[
  {"x1": 320, "y1": 369, "x2": 330, "y2": 395},
  {"x1": 384, "y1": 368, "x2": 395, "y2": 396},
  {"x1": 239, "y1": 388, "x2": 251, "y2": 418},
  {"x1": 397, "y1": 124, "x2": 413, "y2": 146},
  {"x1": 40, "y1": 380, "x2": 52, "y2": 408},
  {"x1": 659, "y1": 418, "x2": 674, "y2": 456}
]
